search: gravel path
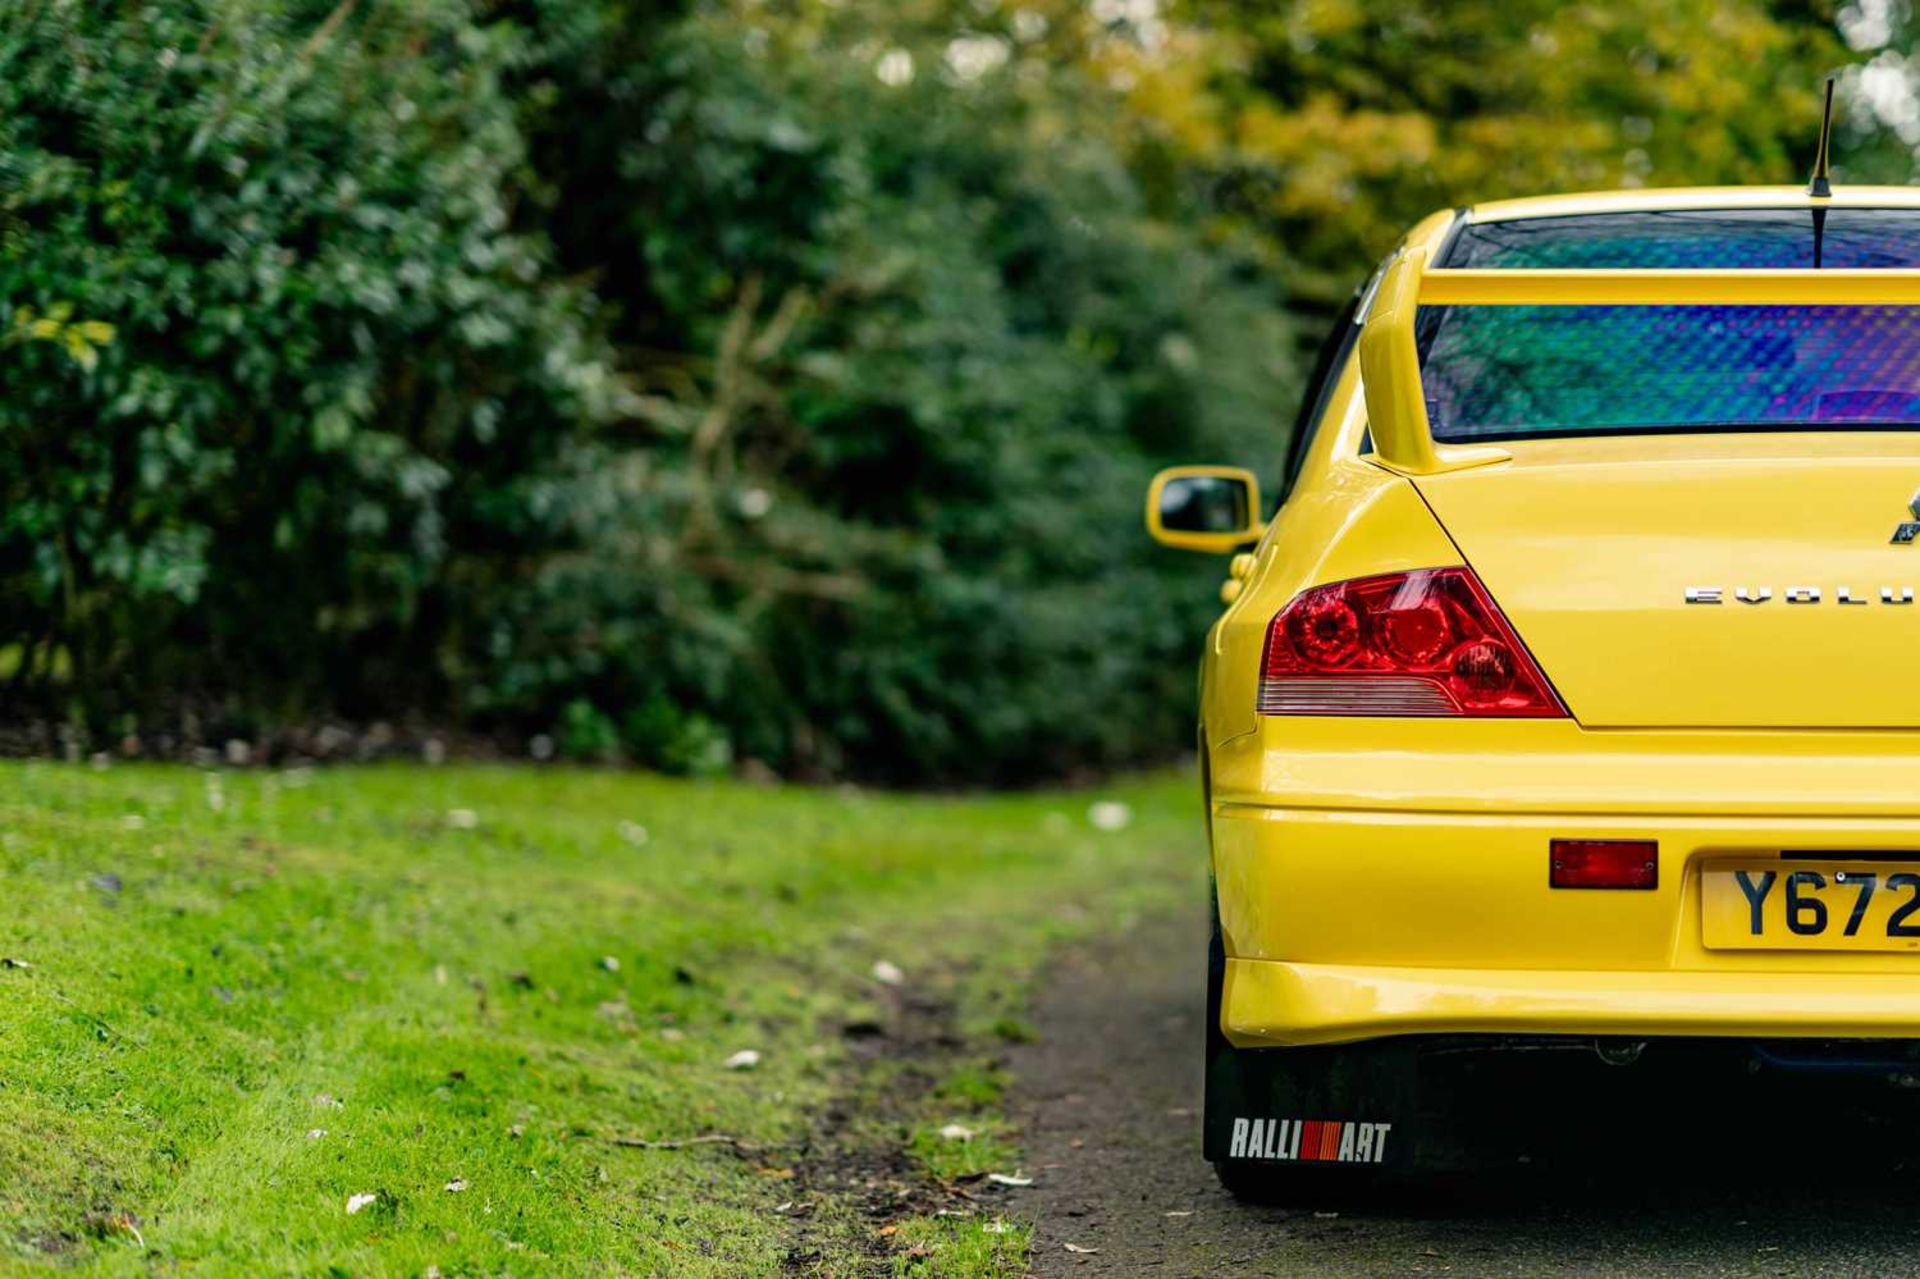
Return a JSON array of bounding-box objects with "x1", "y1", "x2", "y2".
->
[{"x1": 1011, "y1": 908, "x2": 1920, "y2": 1277}]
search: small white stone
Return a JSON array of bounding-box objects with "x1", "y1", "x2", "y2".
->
[
  {"x1": 871, "y1": 960, "x2": 904, "y2": 987},
  {"x1": 724, "y1": 1049, "x2": 761, "y2": 1070}
]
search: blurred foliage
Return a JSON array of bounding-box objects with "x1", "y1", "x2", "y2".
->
[
  {"x1": 0, "y1": 0, "x2": 619, "y2": 723},
  {"x1": 0, "y1": 0, "x2": 1910, "y2": 781},
  {"x1": 1135, "y1": 0, "x2": 1875, "y2": 303},
  {"x1": 479, "y1": 1, "x2": 1295, "y2": 782}
]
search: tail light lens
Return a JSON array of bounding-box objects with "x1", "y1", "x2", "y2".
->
[{"x1": 1259, "y1": 567, "x2": 1565, "y2": 717}]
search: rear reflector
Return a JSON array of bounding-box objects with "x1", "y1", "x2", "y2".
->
[{"x1": 1550, "y1": 839, "x2": 1658, "y2": 890}]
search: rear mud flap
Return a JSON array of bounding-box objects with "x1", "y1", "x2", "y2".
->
[{"x1": 1204, "y1": 1038, "x2": 1428, "y2": 1171}]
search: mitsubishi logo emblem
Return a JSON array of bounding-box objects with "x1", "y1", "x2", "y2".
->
[{"x1": 1893, "y1": 491, "x2": 1920, "y2": 545}]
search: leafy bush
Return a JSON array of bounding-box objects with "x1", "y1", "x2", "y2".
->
[
  {"x1": 0, "y1": 0, "x2": 1875, "y2": 783},
  {"x1": 461, "y1": 6, "x2": 1298, "y2": 782},
  {"x1": 0, "y1": 0, "x2": 610, "y2": 722}
]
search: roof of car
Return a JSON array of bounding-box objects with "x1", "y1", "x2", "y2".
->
[{"x1": 1467, "y1": 185, "x2": 1920, "y2": 224}]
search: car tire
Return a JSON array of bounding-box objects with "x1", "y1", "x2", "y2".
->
[
  {"x1": 1212, "y1": 1159, "x2": 1292, "y2": 1204},
  {"x1": 1214, "y1": 1159, "x2": 1383, "y2": 1207}
]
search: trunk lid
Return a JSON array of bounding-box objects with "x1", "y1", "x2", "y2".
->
[{"x1": 1409, "y1": 432, "x2": 1920, "y2": 729}]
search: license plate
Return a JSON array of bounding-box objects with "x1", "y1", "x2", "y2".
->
[{"x1": 1703, "y1": 862, "x2": 1920, "y2": 951}]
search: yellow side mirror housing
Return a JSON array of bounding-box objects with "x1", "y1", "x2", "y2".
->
[{"x1": 1145, "y1": 466, "x2": 1265, "y2": 553}]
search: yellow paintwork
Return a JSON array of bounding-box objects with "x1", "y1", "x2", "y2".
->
[
  {"x1": 1145, "y1": 464, "x2": 1265, "y2": 553},
  {"x1": 1414, "y1": 434, "x2": 1920, "y2": 728},
  {"x1": 1422, "y1": 267, "x2": 1920, "y2": 306},
  {"x1": 1155, "y1": 185, "x2": 1920, "y2": 1049},
  {"x1": 1357, "y1": 248, "x2": 1511, "y2": 476}
]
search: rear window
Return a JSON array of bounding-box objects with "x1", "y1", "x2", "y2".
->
[{"x1": 1418, "y1": 209, "x2": 1920, "y2": 442}]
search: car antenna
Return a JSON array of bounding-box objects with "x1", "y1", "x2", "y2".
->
[
  {"x1": 1809, "y1": 75, "x2": 1836, "y2": 267},
  {"x1": 1809, "y1": 74, "x2": 1837, "y2": 198}
]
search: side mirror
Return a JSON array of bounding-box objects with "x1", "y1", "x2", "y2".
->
[{"x1": 1145, "y1": 466, "x2": 1264, "y2": 553}]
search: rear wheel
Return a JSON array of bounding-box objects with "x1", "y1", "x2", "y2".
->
[{"x1": 1213, "y1": 1158, "x2": 1382, "y2": 1207}]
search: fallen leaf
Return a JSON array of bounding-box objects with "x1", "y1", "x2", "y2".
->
[
  {"x1": 939, "y1": 1123, "x2": 976, "y2": 1141},
  {"x1": 1064, "y1": 1241, "x2": 1099, "y2": 1254},
  {"x1": 878, "y1": 1225, "x2": 898, "y2": 1238},
  {"x1": 84, "y1": 1211, "x2": 145, "y2": 1249},
  {"x1": 346, "y1": 1192, "x2": 378, "y2": 1215},
  {"x1": 871, "y1": 959, "x2": 904, "y2": 986},
  {"x1": 986, "y1": 1173, "x2": 1033, "y2": 1187},
  {"x1": 724, "y1": 1049, "x2": 761, "y2": 1070}
]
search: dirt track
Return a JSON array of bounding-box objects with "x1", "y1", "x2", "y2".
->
[{"x1": 1010, "y1": 908, "x2": 1920, "y2": 1278}]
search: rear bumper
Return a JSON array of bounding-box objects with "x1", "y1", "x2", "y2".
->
[
  {"x1": 1211, "y1": 722, "x2": 1920, "y2": 1048},
  {"x1": 1225, "y1": 960, "x2": 1920, "y2": 1047}
]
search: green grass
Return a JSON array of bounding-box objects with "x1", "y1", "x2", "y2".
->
[{"x1": 0, "y1": 761, "x2": 1200, "y2": 1275}]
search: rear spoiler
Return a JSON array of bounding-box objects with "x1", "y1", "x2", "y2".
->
[{"x1": 1359, "y1": 248, "x2": 1920, "y2": 475}]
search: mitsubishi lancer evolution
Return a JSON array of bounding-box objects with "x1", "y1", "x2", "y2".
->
[{"x1": 1148, "y1": 183, "x2": 1920, "y2": 1198}]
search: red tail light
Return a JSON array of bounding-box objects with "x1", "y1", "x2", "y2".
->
[{"x1": 1259, "y1": 567, "x2": 1565, "y2": 718}]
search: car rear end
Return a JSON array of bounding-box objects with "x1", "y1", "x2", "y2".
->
[{"x1": 1190, "y1": 191, "x2": 1920, "y2": 1182}]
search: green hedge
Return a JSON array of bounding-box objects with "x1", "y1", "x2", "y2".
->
[
  {"x1": 0, "y1": 0, "x2": 1292, "y2": 782},
  {"x1": 0, "y1": 0, "x2": 614, "y2": 722}
]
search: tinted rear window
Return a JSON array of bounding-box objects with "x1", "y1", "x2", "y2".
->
[{"x1": 1419, "y1": 209, "x2": 1920, "y2": 442}]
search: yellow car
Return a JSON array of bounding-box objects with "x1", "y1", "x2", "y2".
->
[{"x1": 1149, "y1": 185, "x2": 1920, "y2": 1195}]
